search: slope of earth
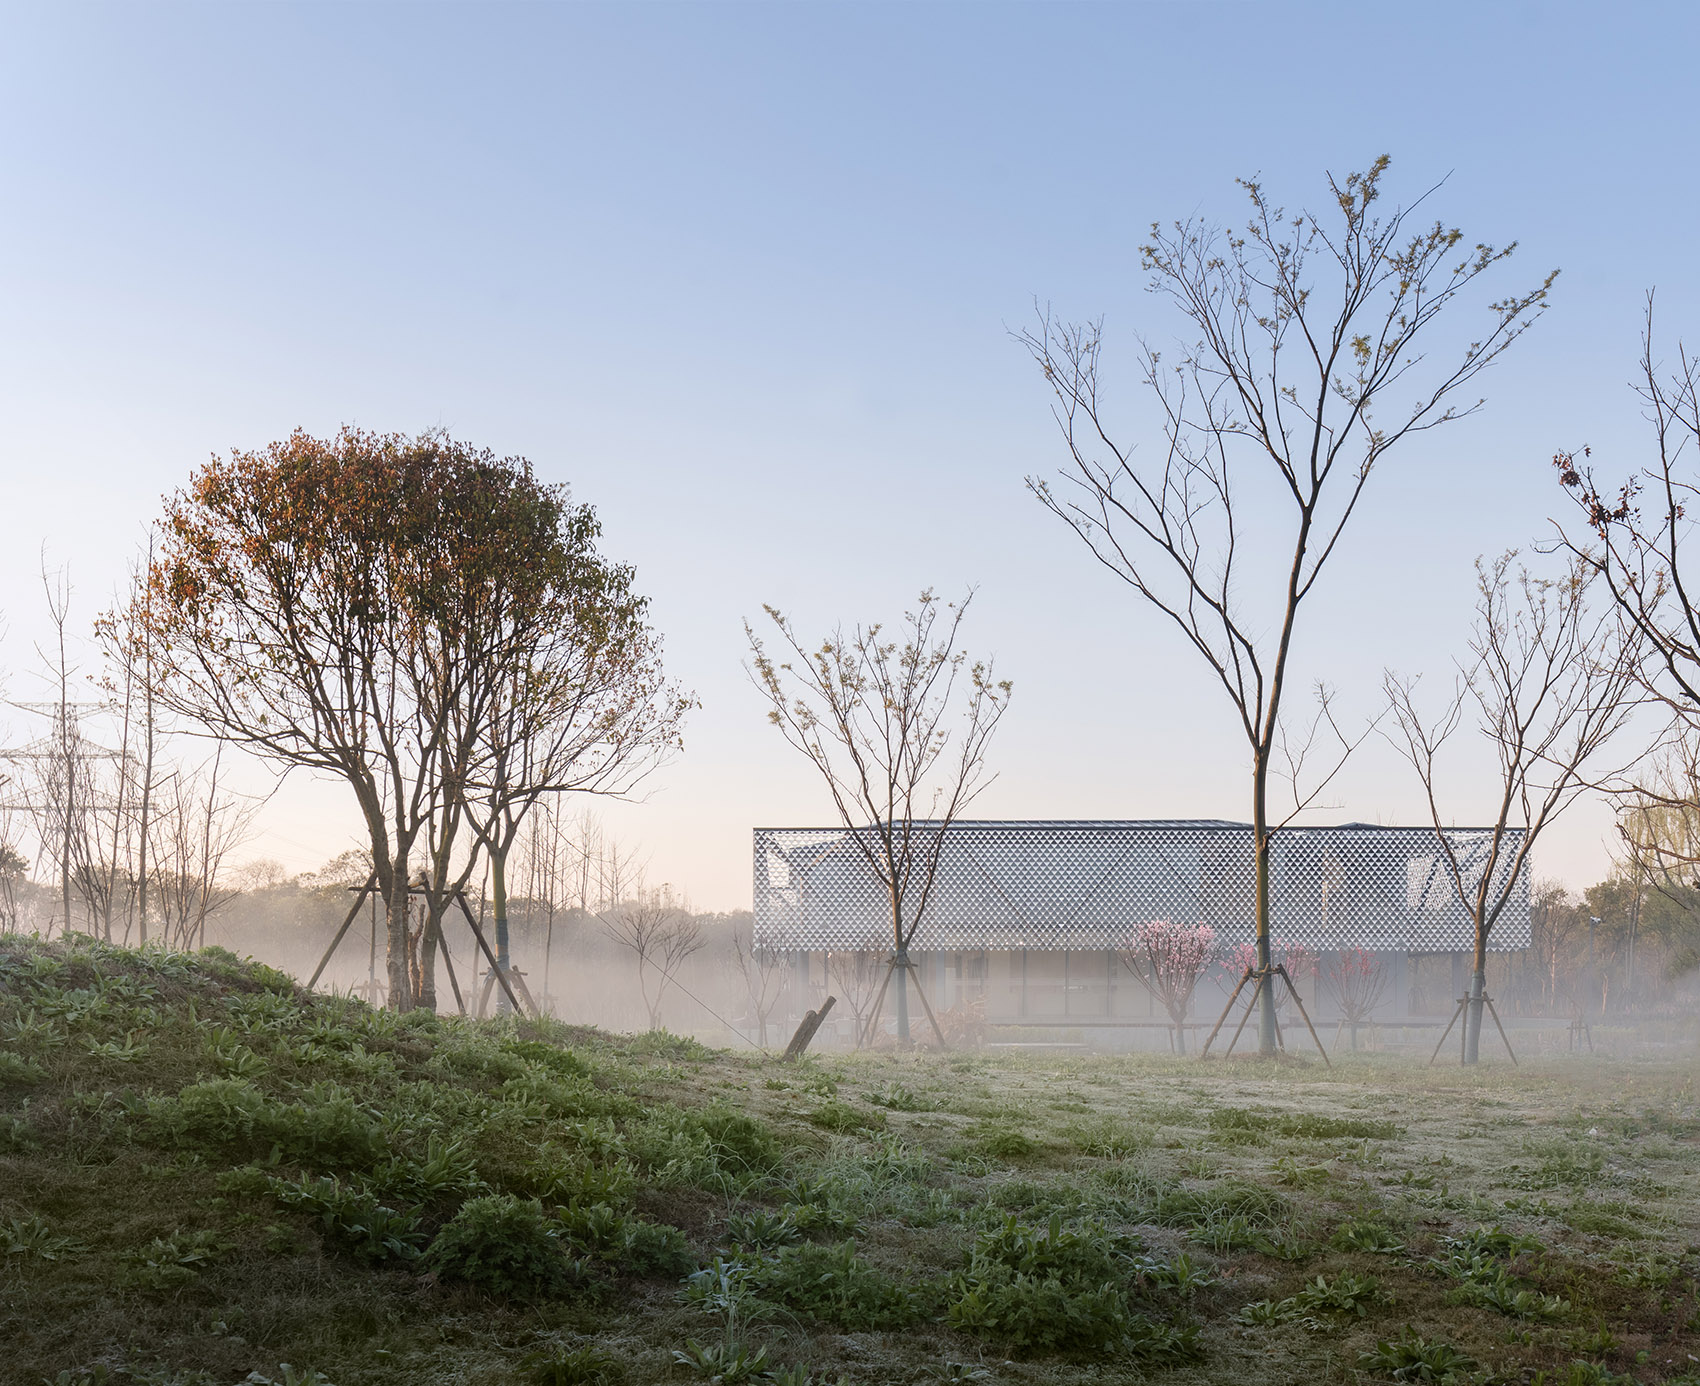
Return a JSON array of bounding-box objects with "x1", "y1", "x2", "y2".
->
[{"x1": 2, "y1": 934, "x2": 1699, "y2": 1386}]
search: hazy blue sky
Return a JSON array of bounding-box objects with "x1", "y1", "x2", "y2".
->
[{"x1": 3, "y1": 2, "x2": 1697, "y2": 908}]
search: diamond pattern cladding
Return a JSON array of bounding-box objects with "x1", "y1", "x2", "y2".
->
[{"x1": 753, "y1": 821, "x2": 1529, "y2": 953}]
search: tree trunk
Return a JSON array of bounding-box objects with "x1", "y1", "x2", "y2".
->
[
  {"x1": 386, "y1": 844, "x2": 413, "y2": 1011},
  {"x1": 893, "y1": 946, "x2": 911, "y2": 1044},
  {"x1": 1462, "y1": 918, "x2": 1489, "y2": 1064},
  {"x1": 491, "y1": 845, "x2": 512, "y2": 1015},
  {"x1": 543, "y1": 903, "x2": 556, "y2": 1014},
  {"x1": 891, "y1": 883, "x2": 911, "y2": 1044},
  {"x1": 417, "y1": 906, "x2": 439, "y2": 1013},
  {"x1": 1253, "y1": 774, "x2": 1277, "y2": 1056},
  {"x1": 137, "y1": 537, "x2": 156, "y2": 946},
  {"x1": 136, "y1": 679, "x2": 154, "y2": 945}
]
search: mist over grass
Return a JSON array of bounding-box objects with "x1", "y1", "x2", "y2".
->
[{"x1": 3, "y1": 933, "x2": 1699, "y2": 1385}]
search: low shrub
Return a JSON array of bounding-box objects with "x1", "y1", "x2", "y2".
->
[
  {"x1": 1156, "y1": 1180, "x2": 1289, "y2": 1230},
  {"x1": 945, "y1": 1271, "x2": 1130, "y2": 1354},
  {"x1": 970, "y1": 1215, "x2": 1146, "y2": 1285},
  {"x1": 975, "y1": 1129, "x2": 1037, "y2": 1161},
  {"x1": 0, "y1": 1050, "x2": 47, "y2": 1087},
  {"x1": 504, "y1": 1039, "x2": 595, "y2": 1079},
  {"x1": 122, "y1": 1229, "x2": 234, "y2": 1290},
  {"x1": 1331, "y1": 1220, "x2": 1407, "y2": 1254},
  {"x1": 1446, "y1": 1273, "x2": 1568, "y2": 1320},
  {"x1": 1358, "y1": 1329, "x2": 1475, "y2": 1382},
  {"x1": 525, "y1": 1343, "x2": 625, "y2": 1386},
  {"x1": 722, "y1": 1208, "x2": 802, "y2": 1252},
  {"x1": 555, "y1": 1201, "x2": 694, "y2": 1278},
  {"x1": 747, "y1": 1240, "x2": 919, "y2": 1329},
  {"x1": 1065, "y1": 1119, "x2": 1149, "y2": 1159},
  {"x1": 682, "y1": 1105, "x2": 785, "y2": 1174},
  {"x1": 427, "y1": 1194, "x2": 578, "y2": 1297},
  {"x1": 268, "y1": 1173, "x2": 426, "y2": 1264},
  {"x1": 863, "y1": 1083, "x2": 931, "y2": 1112},
  {"x1": 0, "y1": 1113, "x2": 38, "y2": 1152},
  {"x1": 944, "y1": 1216, "x2": 1186, "y2": 1357},
  {"x1": 1205, "y1": 1106, "x2": 1396, "y2": 1141},
  {"x1": 808, "y1": 1099, "x2": 881, "y2": 1133},
  {"x1": 145, "y1": 1078, "x2": 386, "y2": 1170},
  {"x1": 0, "y1": 1214, "x2": 82, "y2": 1261},
  {"x1": 779, "y1": 1201, "x2": 861, "y2": 1239},
  {"x1": 625, "y1": 1030, "x2": 711, "y2": 1061},
  {"x1": 373, "y1": 1132, "x2": 486, "y2": 1202}
]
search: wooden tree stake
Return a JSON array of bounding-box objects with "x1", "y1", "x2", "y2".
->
[{"x1": 783, "y1": 995, "x2": 836, "y2": 1061}]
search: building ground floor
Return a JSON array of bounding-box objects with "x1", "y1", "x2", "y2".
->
[{"x1": 775, "y1": 946, "x2": 1551, "y2": 1051}]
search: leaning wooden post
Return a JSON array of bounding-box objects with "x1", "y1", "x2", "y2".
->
[
  {"x1": 457, "y1": 891, "x2": 529, "y2": 1017},
  {"x1": 1484, "y1": 994, "x2": 1518, "y2": 1066},
  {"x1": 1276, "y1": 964, "x2": 1331, "y2": 1067},
  {"x1": 858, "y1": 958, "x2": 897, "y2": 1048},
  {"x1": 906, "y1": 958, "x2": 951, "y2": 1049},
  {"x1": 427, "y1": 910, "x2": 466, "y2": 1016},
  {"x1": 1199, "y1": 966, "x2": 1254, "y2": 1058},
  {"x1": 1428, "y1": 996, "x2": 1467, "y2": 1066},
  {"x1": 308, "y1": 878, "x2": 376, "y2": 991},
  {"x1": 1222, "y1": 970, "x2": 1266, "y2": 1059},
  {"x1": 783, "y1": 995, "x2": 837, "y2": 1061}
]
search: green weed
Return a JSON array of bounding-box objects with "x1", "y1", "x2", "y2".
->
[
  {"x1": 427, "y1": 1194, "x2": 580, "y2": 1296},
  {"x1": 122, "y1": 1229, "x2": 235, "y2": 1289},
  {"x1": 267, "y1": 1173, "x2": 426, "y2": 1263},
  {"x1": 1358, "y1": 1329, "x2": 1476, "y2": 1381},
  {"x1": 524, "y1": 1343, "x2": 625, "y2": 1385},
  {"x1": 748, "y1": 1240, "x2": 919, "y2": 1329},
  {"x1": 0, "y1": 1213, "x2": 83, "y2": 1260}
]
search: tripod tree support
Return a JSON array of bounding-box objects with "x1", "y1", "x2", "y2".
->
[
  {"x1": 476, "y1": 965, "x2": 540, "y2": 1019},
  {"x1": 1200, "y1": 965, "x2": 1330, "y2": 1066},
  {"x1": 455, "y1": 890, "x2": 531, "y2": 1018},
  {"x1": 857, "y1": 954, "x2": 948, "y2": 1049},
  {"x1": 305, "y1": 874, "x2": 528, "y2": 1019},
  {"x1": 430, "y1": 912, "x2": 466, "y2": 1017},
  {"x1": 1429, "y1": 992, "x2": 1518, "y2": 1066},
  {"x1": 307, "y1": 878, "x2": 379, "y2": 992}
]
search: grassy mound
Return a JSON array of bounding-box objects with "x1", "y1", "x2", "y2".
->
[{"x1": 2, "y1": 934, "x2": 1698, "y2": 1386}]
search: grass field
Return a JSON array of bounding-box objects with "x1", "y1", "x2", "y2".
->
[{"x1": 2, "y1": 935, "x2": 1698, "y2": 1386}]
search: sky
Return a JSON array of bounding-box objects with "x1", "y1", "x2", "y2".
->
[{"x1": 3, "y1": 1, "x2": 1699, "y2": 911}]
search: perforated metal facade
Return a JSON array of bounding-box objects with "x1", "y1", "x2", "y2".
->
[{"x1": 753, "y1": 821, "x2": 1529, "y2": 954}]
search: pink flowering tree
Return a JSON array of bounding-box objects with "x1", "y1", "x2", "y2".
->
[
  {"x1": 1122, "y1": 920, "x2": 1217, "y2": 1054},
  {"x1": 1221, "y1": 940, "x2": 1319, "y2": 1023},
  {"x1": 1321, "y1": 948, "x2": 1390, "y2": 1048}
]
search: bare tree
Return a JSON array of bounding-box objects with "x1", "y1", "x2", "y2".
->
[
  {"x1": 1527, "y1": 878, "x2": 1586, "y2": 1010},
  {"x1": 1319, "y1": 948, "x2": 1391, "y2": 1049},
  {"x1": 1557, "y1": 313, "x2": 1700, "y2": 890},
  {"x1": 603, "y1": 882, "x2": 703, "y2": 1031},
  {"x1": 827, "y1": 949, "x2": 886, "y2": 1048},
  {"x1": 454, "y1": 506, "x2": 686, "y2": 1014},
  {"x1": 1384, "y1": 552, "x2": 1639, "y2": 1062},
  {"x1": 0, "y1": 808, "x2": 27, "y2": 933},
  {"x1": 151, "y1": 748, "x2": 260, "y2": 950},
  {"x1": 1019, "y1": 158, "x2": 1552, "y2": 1054},
  {"x1": 517, "y1": 801, "x2": 570, "y2": 1010},
  {"x1": 86, "y1": 543, "x2": 166, "y2": 945},
  {"x1": 747, "y1": 589, "x2": 1011, "y2": 1045},
  {"x1": 730, "y1": 915, "x2": 789, "y2": 1047}
]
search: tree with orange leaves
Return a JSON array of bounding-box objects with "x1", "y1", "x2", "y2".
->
[{"x1": 126, "y1": 427, "x2": 678, "y2": 1010}]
